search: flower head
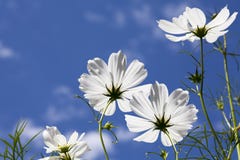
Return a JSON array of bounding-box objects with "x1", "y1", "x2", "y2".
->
[
  {"x1": 158, "y1": 6, "x2": 238, "y2": 43},
  {"x1": 125, "y1": 82, "x2": 198, "y2": 146},
  {"x1": 79, "y1": 50, "x2": 150, "y2": 116},
  {"x1": 40, "y1": 126, "x2": 90, "y2": 160}
]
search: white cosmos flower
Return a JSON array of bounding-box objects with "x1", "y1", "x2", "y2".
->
[
  {"x1": 40, "y1": 126, "x2": 90, "y2": 160},
  {"x1": 125, "y1": 82, "x2": 198, "y2": 146},
  {"x1": 157, "y1": 6, "x2": 238, "y2": 43},
  {"x1": 79, "y1": 50, "x2": 150, "y2": 116}
]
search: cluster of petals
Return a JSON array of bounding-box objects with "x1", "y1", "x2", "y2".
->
[
  {"x1": 39, "y1": 126, "x2": 90, "y2": 160},
  {"x1": 79, "y1": 50, "x2": 150, "y2": 116},
  {"x1": 158, "y1": 6, "x2": 238, "y2": 43},
  {"x1": 125, "y1": 82, "x2": 198, "y2": 146}
]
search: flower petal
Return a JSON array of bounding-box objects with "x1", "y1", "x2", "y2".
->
[
  {"x1": 87, "y1": 57, "x2": 111, "y2": 85},
  {"x1": 184, "y1": 7, "x2": 206, "y2": 28},
  {"x1": 165, "y1": 33, "x2": 197, "y2": 42},
  {"x1": 54, "y1": 134, "x2": 67, "y2": 146},
  {"x1": 43, "y1": 126, "x2": 61, "y2": 148},
  {"x1": 79, "y1": 73, "x2": 106, "y2": 94},
  {"x1": 130, "y1": 91, "x2": 155, "y2": 120},
  {"x1": 150, "y1": 82, "x2": 168, "y2": 117},
  {"x1": 206, "y1": 6, "x2": 230, "y2": 29},
  {"x1": 69, "y1": 141, "x2": 90, "y2": 158},
  {"x1": 134, "y1": 128, "x2": 160, "y2": 143},
  {"x1": 121, "y1": 60, "x2": 147, "y2": 89},
  {"x1": 157, "y1": 19, "x2": 188, "y2": 34},
  {"x1": 212, "y1": 12, "x2": 238, "y2": 31},
  {"x1": 161, "y1": 132, "x2": 173, "y2": 147},
  {"x1": 68, "y1": 131, "x2": 78, "y2": 145},
  {"x1": 125, "y1": 114, "x2": 154, "y2": 132},
  {"x1": 165, "y1": 88, "x2": 189, "y2": 116},
  {"x1": 205, "y1": 30, "x2": 228, "y2": 43},
  {"x1": 171, "y1": 104, "x2": 198, "y2": 125},
  {"x1": 117, "y1": 98, "x2": 131, "y2": 112},
  {"x1": 108, "y1": 51, "x2": 126, "y2": 87}
]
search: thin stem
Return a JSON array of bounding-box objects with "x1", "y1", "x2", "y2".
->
[
  {"x1": 98, "y1": 101, "x2": 112, "y2": 160},
  {"x1": 165, "y1": 132, "x2": 178, "y2": 160},
  {"x1": 198, "y1": 38, "x2": 226, "y2": 158},
  {"x1": 222, "y1": 36, "x2": 240, "y2": 158}
]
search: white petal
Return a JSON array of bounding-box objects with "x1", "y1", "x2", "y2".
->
[
  {"x1": 157, "y1": 19, "x2": 188, "y2": 34},
  {"x1": 125, "y1": 115, "x2": 154, "y2": 132},
  {"x1": 167, "y1": 128, "x2": 184, "y2": 143},
  {"x1": 108, "y1": 51, "x2": 126, "y2": 87},
  {"x1": 79, "y1": 73, "x2": 106, "y2": 94},
  {"x1": 184, "y1": 7, "x2": 206, "y2": 28},
  {"x1": 172, "y1": 15, "x2": 189, "y2": 31},
  {"x1": 68, "y1": 131, "x2": 78, "y2": 145},
  {"x1": 212, "y1": 12, "x2": 238, "y2": 31},
  {"x1": 90, "y1": 98, "x2": 116, "y2": 116},
  {"x1": 165, "y1": 33, "x2": 197, "y2": 42},
  {"x1": 171, "y1": 104, "x2": 198, "y2": 125},
  {"x1": 103, "y1": 101, "x2": 116, "y2": 116},
  {"x1": 77, "y1": 132, "x2": 85, "y2": 142},
  {"x1": 117, "y1": 98, "x2": 131, "y2": 112},
  {"x1": 70, "y1": 142, "x2": 90, "y2": 158},
  {"x1": 130, "y1": 91, "x2": 155, "y2": 120},
  {"x1": 150, "y1": 82, "x2": 168, "y2": 117},
  {"x1": 39, "y1": 156, "x2": 60, "y2": 160},
  {"x1": 43, "y1": 127, "x2": 61, "y2": 148},
  {"x1": 86, "y1": 94, "x2": 108, "y2": 107},
  {"x1": 54, "y1": 134, "x2": 67, "y2": 146},
  {"x1": 165, "y1": 89, "x2": 189, "y2": 116},
  {"x1": 124, "y1": 84, "x2": 151, "y2": 98},
  {"x1": 134, "y1": 128, "x2": 160, "y2": 143},
  {"x1": 206, "y1": 6, "x2": 230, "y2": 29},
  {"x1": 87, "y1": 57, "x2": 111, "y2": 84},
  {"x1": 161, "y1": 132, "x2": 173, "y2": 147},
  {"x1": 205, "y1": 30, "x2": 228, "y2": 43},
  {"x1": 121, "y1": 60, "x2": 147, "y2": 89}
]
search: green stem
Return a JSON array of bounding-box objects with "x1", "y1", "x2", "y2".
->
[
  {"x1": 222, "y1": 36, "x2": 240, "y2": 158},
  {"x1": 165, "y1": 132, "x2": 178, "y2": 160},
  {"x1": 198, "y1": 38, "x2": 226, "y2": 158},
  {"x1": 98, "y1": 101, "x2": 112, "y2": 160}
]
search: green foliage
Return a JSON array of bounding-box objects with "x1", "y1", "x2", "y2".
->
[{"x1": 0, "y1": 121, "x2": 40, "y2": 160}]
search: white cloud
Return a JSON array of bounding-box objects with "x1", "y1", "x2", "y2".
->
[
  {"x1": 132, "y1": 4, "x2": 153, "y2": 27},
  {"x1": 115, "y1": 127, "x2": 136, "y2": 142},
  {"x1": 45, "y1": 104, "x2": 85, "y2": 122},
  {"x1": 0, "y1": 42, "x2": 16, "y2": 59},
  {"x1": 161, "y1": 3, "x2": 188, "y2": 18},
  {"x1": 44, "y1": 85, "x2": 87, "y2": 123},
  {"x1": 83, "y1": 11, "x2": 106, "y2": 23},
  {"x1": 52, "y1": 85, "x2": 73, "y2": 99},
  {"x1": 83, "y1": 131, "x2": 114, "y2": 160},
  {"x1": 113, "y1": 11, "x2": 126, "y2": 27}
]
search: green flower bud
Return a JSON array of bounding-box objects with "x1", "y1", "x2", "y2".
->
[
  {"x1": 103, "y1": 121, "x2": 115, "y2": 130},
  {"x1": 160, "y1": 150, "x2": 168, "y2": 160}
]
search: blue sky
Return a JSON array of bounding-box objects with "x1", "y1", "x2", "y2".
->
[{"x1": 0, "y1": 0, "x2": 240, "y2": 159}]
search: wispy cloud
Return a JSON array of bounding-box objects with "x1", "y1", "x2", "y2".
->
[
  {"x1": 115, "y1": 127, "x2": 136, "y2": 142},
  {"x1": 83, "y1": 131, "x2": 114, "y2": 160},
  {"x1": 113, "y1": 10, "x2": 126, "y2": 27},
  {"x1": 131, "y1": 4, "x2": 153, "y2": 27},
  {"x1": 45, "y1": 105, "x2": 85, "y2": 122},
  {"x1": 0, "y1": 42, "x2": 16, "y2": 59},
  {"x1": 161, "y1": 3, "x2": 187, "y2": 19},
  {"x1": 44, "y1": 85, "x2": 87, "y2": 123},
  {"x1": 83, "y1": 11, "x2": 106, "y2": 23}
]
